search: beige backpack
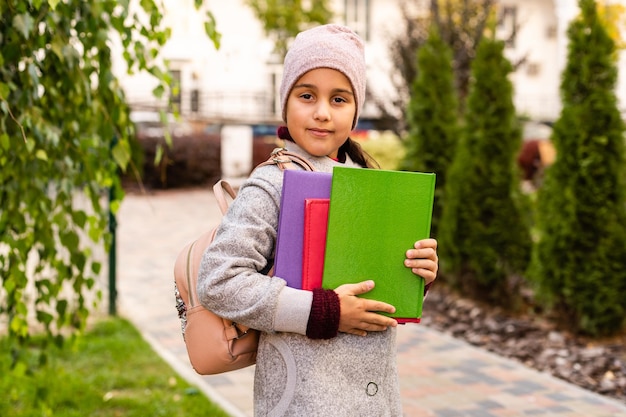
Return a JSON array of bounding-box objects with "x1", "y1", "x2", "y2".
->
[{"x1": 174, "y1": 148, "x2": 314, "y2": 375}]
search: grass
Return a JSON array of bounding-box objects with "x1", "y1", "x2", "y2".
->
[{"x1": 0, "y1": 317, "x2": 230, "y2": 417}]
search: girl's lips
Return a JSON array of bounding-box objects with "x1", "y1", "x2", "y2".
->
[{"x1": 308, "y1": 128, "x2": 332, "y2": 137}]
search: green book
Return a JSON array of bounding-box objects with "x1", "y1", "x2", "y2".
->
[{"x1": 321, "y1": 166, "x2": 436, "y2": 320}]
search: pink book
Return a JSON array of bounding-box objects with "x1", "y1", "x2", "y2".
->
[{"x1": 302, "y1": 199, "x2": 330, "y2": 290}]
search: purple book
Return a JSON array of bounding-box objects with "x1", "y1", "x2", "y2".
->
[{"x1": 274, "y1": 170, "x2": 332, "y2": 288}]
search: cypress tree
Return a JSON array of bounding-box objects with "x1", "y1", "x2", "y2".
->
[
  {"x1": 438, "y1": 36, "x2": 531, "y2": 304},
  {"x1": 402, "y1": 26, "x2": 459, "y2": 237},
  {"x1": 528, "y1": 0, "x2": 626, "y2": 336}
]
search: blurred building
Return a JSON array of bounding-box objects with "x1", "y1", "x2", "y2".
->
[{"x1": 112, "y1": 0, "x2": 626, "y2": 126}]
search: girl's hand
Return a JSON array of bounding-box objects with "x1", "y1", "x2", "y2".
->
[
  {"x1": 334, "y1": 280, "x2": 397, "y2": 337},
  {"x1": 404, "y1": 238, "x2": 438, "y2": 285}
]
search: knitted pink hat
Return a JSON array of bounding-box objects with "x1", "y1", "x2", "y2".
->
[{"x1": 280, "y1": 24, "x2": 366, "y2": 129}]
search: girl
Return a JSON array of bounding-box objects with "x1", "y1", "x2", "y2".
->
[{"x1": 197, "y1": 24, "x2": 438, "y2": 416}]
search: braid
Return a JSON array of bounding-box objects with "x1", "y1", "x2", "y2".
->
[{"x1": 338, "y1": 138, "x2": 379, "y2": 169}]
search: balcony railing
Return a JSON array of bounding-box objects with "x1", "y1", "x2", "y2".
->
[{"x1": 127, "y1": 90, "x2": 281, "y2": 125}]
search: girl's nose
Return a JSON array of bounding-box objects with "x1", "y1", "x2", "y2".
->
[{"x1": 313, "y1": 101, "x2": 331, "y2": 121}]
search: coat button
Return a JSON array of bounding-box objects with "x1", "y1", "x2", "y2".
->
[{"x1": 366, "y1": 382, "x2": 378, "y2": 396}]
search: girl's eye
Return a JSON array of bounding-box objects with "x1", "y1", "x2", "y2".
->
[
  {"x1": 300, "y1": 93, "x2": 313, "y2": 100},
  {"x1": 333, "y1": 96, "x2": 347, "y2": 104}
]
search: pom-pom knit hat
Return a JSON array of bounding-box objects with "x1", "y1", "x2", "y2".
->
[{"x1": 280, "y1": 24, "x2": 366, "y2": 130}]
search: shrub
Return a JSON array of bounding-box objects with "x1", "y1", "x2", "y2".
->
[
  {"x1": 401, "y1": 26, "x2": 460, "y2": 237},
  {"x1": 438, "y1": 37, "x2": 531, "y2": 306},
  {"x1": 527, "y1": 0, "x2": 626, "y2": 336}
]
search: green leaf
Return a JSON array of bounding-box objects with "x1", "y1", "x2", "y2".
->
[
  {"x1": 204, "y1": 12, "x2": 221, "y2": 49},
  {"x1": 154, "y1": 143, "x2": 163, "y2": 165},
  {"x1": 0, "y1": 81, "x2": 9, "y2": 98},
  {"x1": 56, "y1": 299, "x2": 68, "y2": 317},
  {"x1": 111, "y1": 140, "x2": 131, "y2": 170},
  {"x1": 140, "y1": 0, "x2": 155, "y2": 14},
  {"x1": 152, "y1": 84, "x2": 165, "y2": 98},
  {"x1": 13, "y1": 14, "x2": 34, "y2": 40},
  {"x1": 72, "y1": 210, "x2": 87, "y2": 228},
  {"x1": 109, "y1": 199, "x2": 121, "y2": 215},
  {"x1": 36, "y1": 310, "x2": 54, "y2": 326},
  {"x1": 148, "y1": 65, "x2": 164, "y2": 79},
  {"x1": 3, "y1": 276, "x2": 16, "y2": 293},
  {"x1": 10, "y1": 315, "x2": 28, "y2": 338},
  {"x1": 35, "y1": 149, "x2": 48, "y2": 161},
  {"x1": 50, "y1": 37, "x2": 65, "y2": 61},
  {"x1": 87, "y1": 215, "x2": 104, "y2": 241},
  {"x1": 0, "y1": 133, "x2": 9, "y2": 150},
  {"x1": 163, "y1": 130, "x2": 172, "y2": 147},
  {"x1": 25, "y1": 138, "x2": 35, "y2": 152},
  {"x1": 60, "y1": 230, "x2": 79, "y2": 249}
]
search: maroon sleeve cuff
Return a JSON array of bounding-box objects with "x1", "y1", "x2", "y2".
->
[{"x1": 306, "y1": 288, "x2": 340, "y2": 339}]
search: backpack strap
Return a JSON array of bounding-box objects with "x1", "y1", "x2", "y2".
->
[
  {"x1": 212, "y1": 148, "x2": 315, "y2": 215},
  {"x1": 257, "y1": 147, "x2": 316, "y2": 172},
  {"x1": 213, "y1": 180, "x2": 237, "y2": 215}
]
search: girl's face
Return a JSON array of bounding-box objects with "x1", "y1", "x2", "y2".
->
[{"x1": 285, "y1": 68, "x2": 356, "y2": 159}]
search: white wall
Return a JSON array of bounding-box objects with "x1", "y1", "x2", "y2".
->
[
  {"x1": 502, "y1": 0, "x2": 561, "y2": 121},
  {"x1": 112, "y1": 0, "x2": 626, "y2": 125},
  {"x1": 114, "y1": 0, "x2": 275, "y2": 120}
]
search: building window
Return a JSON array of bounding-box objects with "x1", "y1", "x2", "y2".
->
[
  {"x1": 344, "y1": 0, "x2": 370, "y2": 41},
  {"x1": 190, "y1": 89, "x2": 199, "y2": 113},
  {"x1": 526, "y1": 62, "x2": 541, "y2": 77},
  {"x1": 498, "y1": 6, "x2": 517, "y2": 48},
  {"x1": 271, "y1": 72, "x2": 278, "y2": 116}
]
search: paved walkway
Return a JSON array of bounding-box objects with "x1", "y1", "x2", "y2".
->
[{"x1": 115, "y1": 187, "x2": 626, "y2": 417}]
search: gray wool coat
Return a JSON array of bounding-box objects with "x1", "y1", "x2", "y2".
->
[{"x1": 197, "y1": 141, "x2": 402, "y2": 417}]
